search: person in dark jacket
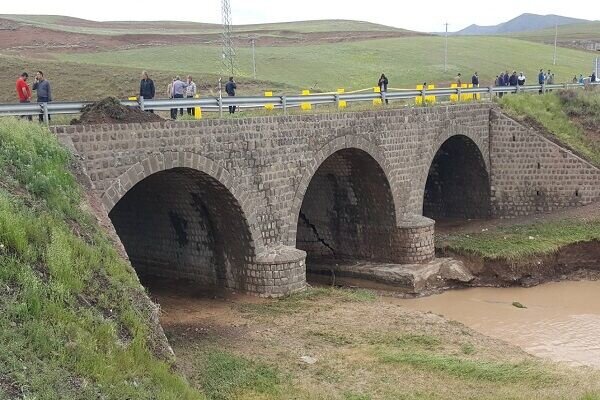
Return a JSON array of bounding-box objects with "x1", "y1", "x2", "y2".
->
[
  {"x1": 378, "y1": 74, "x2": 389, "y2": 104},
  {"x1": 32, "y1": 70, "x2": 52, "y2": 122},
  {"x1": 591, "y1": 72, "x2": 596, "y2": 82},
  {"x1": 139, "y1": 71, "x2": 156, "y2": 113},
  {"x1": 502, "y1": 71, "x2": 510, "y2": 86},
  {"x1": 509, "y1": 71, "x2": 518, "y2": 86},
  {"x1": 497, "y1": 72, "x2": 505, "y2": 97},
  {"x1": 471, "y1": 72, "x2": 479, "y2": 87},
  {"x1": 225, "y1": 77, "x2": 237, "y2": 114},
  {"x1": 538, "y1": 69, "x2": 545, "y2": 94}
]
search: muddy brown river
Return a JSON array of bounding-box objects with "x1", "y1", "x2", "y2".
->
[{"x1": 398, "y1": 280, "x2": 600, "y2": 368}]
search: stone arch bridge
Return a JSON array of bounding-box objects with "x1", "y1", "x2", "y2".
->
[{"x1": 54, "y1": 104, "x2": 600, "y2": 296}]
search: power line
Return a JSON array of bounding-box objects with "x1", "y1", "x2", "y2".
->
[
  {"x1": 553, "y1": 24, "x2": 558, "y2": 66},
  {"x1": 221, "y1": 0, "x2": 235, "y2": 76},
  {"x1": 444, "y1": 22, "x2": 449, "y2": 73}
]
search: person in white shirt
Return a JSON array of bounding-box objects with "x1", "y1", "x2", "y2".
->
[
  {"x1": 517, "y1": 72, "x2": 526, "y2": 86},
  {"x1": 184, "y1": 75, "x2": 197, "y2": 116}
]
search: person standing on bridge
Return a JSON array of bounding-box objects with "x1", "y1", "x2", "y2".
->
[
  {"x1": 225, "y1": 77, "x2": 237, "y2": 114},
  {"x1": 455, "y1": 73, "x2": 462, "y2": 86},
  {"x1": 170, "y1": 76, "x2": 186, "y2": 120},
  {"x1": 471, "y1": 72, "x2": 479, "y2": 87},
  {"x1": 139, "y1": 71, "x2": 155, "y2": 113},
  {"x1": 378, "y1": 74, "x2": 389, "y2": 104},
  {"x1": 32, "y1": 71, "x2": 52, "y2": 123},
  {"x1": 184, "y1": 75, "x2": 197, "y2": 116},
  {"x1": 16, "y1": 72, "x2": 32, "y2": 121},
  {"x1": 518, "y1": 72, "x2": 526, "y2": 86},
  {"x1": 509, "y1": 71, "x2": 518, "y2": 87},
  {"x1": 538, "y1": 69, "x2": 545, "y2": 94}
]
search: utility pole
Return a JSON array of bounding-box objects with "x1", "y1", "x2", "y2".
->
[
  {"x1": 221, "y1": 0, "x2": 235, "y2": 76},
  {"x1": 553, "y1": 24, "x2": 558, "y2": 66},
  {"x1": 444, "y1": 22, "x2": 449, "y2": 73},
  {"x1": 251, "y1": 37, "x2": 257, "y2": 79}
]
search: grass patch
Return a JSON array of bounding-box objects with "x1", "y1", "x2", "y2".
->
[
  {"x1": 237, "y1": 287, "x2": 376, "y2": 316},
  {"x1": 440, "y1": 219, "x2": 600, "y2": 260},
  {"x1": 0, "y1": 118, "x2": 200, "y2": 398},
  {"x1": 379, "y1": 351, "x2": 552, "y2": 384},
  {"x1": 192, "y1": 348, "x2": 282, "y2": 400},
  {"x1": 500, "y1": 90, "x2": 600, "y2": 167}
]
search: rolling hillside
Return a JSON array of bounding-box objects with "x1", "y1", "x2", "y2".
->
[
  {"x1": 455, "y1": 13, "x2": 590, "y2": 35},
  {"x1": 54, "y1": 36, "x2": 594, "y2": 93},
  {"x1": 0, "y1": 15, "x2": 597, "y2": 103},
  {"x1": 511, "y1": 22, "x2": 600, "y2": 51}
]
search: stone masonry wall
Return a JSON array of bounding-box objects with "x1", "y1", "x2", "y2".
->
[
  {"x1": 489, "y1": 110, "x2": 600, "y2": 216},
  {"x1": 53, "y1": 104, "x2": 492, "y2": 295}
]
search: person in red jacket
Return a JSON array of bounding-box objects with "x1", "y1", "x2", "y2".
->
[{"x1": 15, "y1": 72, "x2": 32, "y2": 121}]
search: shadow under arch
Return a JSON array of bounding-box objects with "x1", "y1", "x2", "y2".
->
[
  {"x1": 287, "y1": 136, "x2": 404, "y2": 247},
  {"x1": 423, "y1": 134, "x2": 491, "y2": 220},
  {"x1": 295, "y1": 147, "x2": 398, "y2": 262},
  {"x1": 107, "y1": 165, "x2": 256, "y2": 291}
]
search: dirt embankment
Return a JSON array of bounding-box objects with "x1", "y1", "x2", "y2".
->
[
  {"x1": 70, "y1": 97, "x2": 163, "y2": 125},
  {"x1": 437, "y1": 240, "x2": 600, "y2": 289}
]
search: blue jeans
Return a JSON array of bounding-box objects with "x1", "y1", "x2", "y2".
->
[
  {"x1": 37, "y1": 97, "x2": 50, "y2": 122},
  {"x1": 171, "y1": 94, "x2": 183, "y2": 119}
]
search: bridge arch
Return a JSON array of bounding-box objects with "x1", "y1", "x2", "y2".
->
[
  {"x1": 103, "y1": 152, "x2": 262, "y2": 290},
  {"x1": 287, "y1": 136, "x2": 403, "y2": 246},
  {"x1": 421, "y1": 133, "x2": 491, "y2": 220},
  {"x1": 288, "y1": 136, "x2": 402, "y2": 262}
]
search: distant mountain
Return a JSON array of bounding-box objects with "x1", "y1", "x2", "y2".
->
[{"x1": 455, "y1": 13, "x2": 590, "y2": 36}]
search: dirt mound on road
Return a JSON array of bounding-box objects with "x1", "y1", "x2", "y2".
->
[{"x1": 71, "y1": 97, "x2": 163, "y2": 125}]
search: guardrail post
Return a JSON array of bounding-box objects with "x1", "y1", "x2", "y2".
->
[
  {"x1": 139, "y1": 96, "x2": 145, "y2": 112},
  {"x1": 420, "y1": 88, "x2": 426, "y2": 106},
  {"x1": 381, "y1": 90, "x2": 387, "y2": 106},
  {"x1": 42, "y1": 103, "x2": 49, "y2": 126},
  {"x1": 457, "y1": 87, "x2": 462, "y2": 102},
  {"x1": 282, "y1": 96, "x2": 287, "y2": 115},
  {"x1": 218, "y1": 96, "x2": 223, "y2": 118},
  {"x1": 488, "y1": 87, "x2": 494, "y2": 101}
]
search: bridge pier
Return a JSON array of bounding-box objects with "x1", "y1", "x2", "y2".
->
[
  {"x1": 393, "y1": 216, "x2": 436, "y2": 264},
  {"x1": 246, "y1": 245, "x2": 307, "y2": 297}
]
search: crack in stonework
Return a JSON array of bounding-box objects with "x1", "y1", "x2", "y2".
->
[{"x1": 299, "y1": 212, "x2": 336, "y2": 255}]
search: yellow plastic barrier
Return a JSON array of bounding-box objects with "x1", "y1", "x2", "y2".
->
[
  {"x1": 468, "y1": 84, "x2": 474, "y2": 101},
  {"x1": 194, "y1": 94, "x2": 202, "y2": 119},
  {"x1": 460, "y1": 84, "x2": 469, "y2": 102},
  {"x1": 264, "y1": 91, "x2": 275, "y2": 110},
  {"x1": 426, "y1": 85, "x2": 436, "y2": 105},
  {"x1": 373, "y1": 86, "x2": 382, "y2": 106},
  {"x1": 301, "y1": 89, "x2": 312, "y2": 111},
  {"x1": 450, "y1": 84, "x2": 459, "y2": 103},
  {"x1": 128, "y1": 96, "x2": 137, "y2": 101},
  {"x1": 337, "y1": 88, "x2": 347, "y2": 109},
  {"x1": 415, "y1": 85, "x2": 424, "y2": 105}
]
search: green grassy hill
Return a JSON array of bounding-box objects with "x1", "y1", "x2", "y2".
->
[
  {"x1": 55, "y1": 36, "x2": 595, "y2": 92},
  {"x1": 0, "y1": 54, "x2": 295, "y2": 103},
  {"x1": 512, "y1": 21, "x2": 600, "y2": 43},
  {"x1": 0, "y1": 118, "x2": 201, "y2": 399}
]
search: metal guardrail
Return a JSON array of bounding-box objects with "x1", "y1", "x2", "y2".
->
[{"x1": 0, "y1": 82, "x2": 598, "y2": 124}]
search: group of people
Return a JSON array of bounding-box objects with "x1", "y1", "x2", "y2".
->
[
  {"x1": 573, "y1": 72, "x2": 598, "y2": 84},
  {"x1": 15, "y1": 71, "x2": 52, "y2": 122},
  {"x1": 139, "y1": 72, "x2": 238, "y2": 119}
]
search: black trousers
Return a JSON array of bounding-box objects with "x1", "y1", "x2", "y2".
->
[
  {"x1": 228, "y1": 94, "x2": 236, "y2": 114},
  {"x1": 171, "y1": 94, "x2": 183, "y2": 119},
  {"x1": 186, "y1": 96, "x2": 195, "y2": 116}
]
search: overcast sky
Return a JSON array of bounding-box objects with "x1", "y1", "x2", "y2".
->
[{"x1": 2, "y1": 0, "x2": 597, "y2": 32}]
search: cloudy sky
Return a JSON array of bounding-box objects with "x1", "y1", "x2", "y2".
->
[{"x1": 2, "y1": 0, "x2": 597, "y2": 32}]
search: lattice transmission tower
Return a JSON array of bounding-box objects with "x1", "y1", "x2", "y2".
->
[{"x1": 221, "y1": 0, "x2": 235, "y2": 76}]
